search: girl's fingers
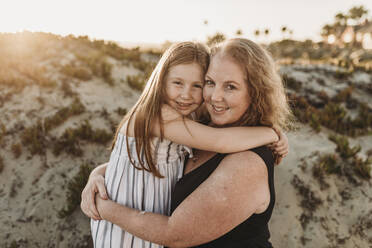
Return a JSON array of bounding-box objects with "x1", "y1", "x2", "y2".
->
[
  {"x1": 96, "y1": 177, "x2": 108, "y2": 200},
  {"x1": 89, "y1": 186, "x2": 101, "y2": 217}
]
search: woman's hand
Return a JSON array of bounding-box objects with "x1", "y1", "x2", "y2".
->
[
  {"x1": 269, "y1": 130, "x2": 289, "y2": 165},
  {"x1": 80, "y1": 164, "x2": 109, "y2": 220}
]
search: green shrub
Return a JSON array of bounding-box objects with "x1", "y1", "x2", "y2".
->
[
  {"x1": 283, "y1": 74, "x2": 302, "y2": 91},
  {"x1": 309, "y1": 113, "x2": 321, "y2": 132},
  {"x1": 317, "y1": 153, "x2": 339, "y2": 174},
  {"x1": 53, "y1": 121, "x2": 112, "y2": 156},
  {"x1": 332, "y1": 86, "x2": 353, "y2": 103},
  {"x1": 0, "y1": 155, "x2": 4, "y2": 174},
  {"x1": 317, "y1": 90, "x2": 329, "y2": 103},
  {"x1": 60, "y1": 80, "x2": 77, "y2": 98},
  {"x1": 21, "y1": 120, "x2": 46, "y2": 155},
  {"x1": 60, "y1": 65, "x2": 92, "y2": 81},
  {"x1": 44, "y1": 98, "x2": 85, "y2": 131},
  {"x1": 74, "y1": 53, "x2": 114, "y2": 85},
  {"x1": 58, "y1": 163, "x2": 93, "y2": 218},
  {"x1": 0, "y1": 122, "x2": 5, "y2": 145},
  {"x1": 127, "y1": 75, "x2": 145, "y2": 91},
  {"x1": 328, "y1": 134, "x2": 361, "y2": 159},
  {"x1": 352, "y1": 157, "x2": 371, "y2": 179},
  {"x1": 11, "y1": 143, "x2": 22, "y2": 158},
  {"x1": 115, "y1": 107, "x2": 127, "y2": 116}
]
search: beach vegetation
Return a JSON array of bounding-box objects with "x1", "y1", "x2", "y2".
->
[
  {"x1": 60, "y1": 64, "x2": 92, "y2": 81},
  {"x1": 328, "y1": 134, "x2": 361, "y2": 159},
  {"x1": 282, "y1": 74, "x2": 302, "y2": 91},
  {"x1": 53, "y1": 120, "x2": 112, "y2": 156},
  {"x1": 115, "y1": 107, "x2": 127, "y2": 116},
  {"x1": 21, "y1": 119, "x2": 46, "y2": 155},
  {"x1": 126, "y1": 75, "x2": 146, "y2": 91},
  {"x1": 44, "y1": 98, "x2": 85, "y2": 131},
  {"x1": 58, "y1": 163, "x2": 93, "y2": 218},
  {"x1": 11, "y1": 143, "x2": 22, "y2": 159},
  {"x1": 0, "y1": 155, "x2": 4, "y2": 174}
]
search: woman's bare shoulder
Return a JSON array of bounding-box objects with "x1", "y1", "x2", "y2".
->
[{"x1": 221, "y1": 150, "x2": 267, "y2": 172}]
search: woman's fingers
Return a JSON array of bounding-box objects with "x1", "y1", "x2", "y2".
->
[{"x1": 275, "y1": 146, "x2": 288, "y2": 155}]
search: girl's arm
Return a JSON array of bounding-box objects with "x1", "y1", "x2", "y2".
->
[
  {"x1": 80, "y1": 162, "x2": 109, "y2": 220},
  {"x1": 153, "y1": 104, "x2": 278, "y2": 153},
  {"x1": 96, "y1": 150, "x2": 269, "y2": 247}
]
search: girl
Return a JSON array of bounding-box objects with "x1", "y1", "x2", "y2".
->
[{"x1": 88, "y1": 41, "x2": 286, "y2": 248}]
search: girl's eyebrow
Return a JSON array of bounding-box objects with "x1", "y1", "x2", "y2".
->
[{"x1": 167, "y1": 77, "x2": 184, "y2": 81}]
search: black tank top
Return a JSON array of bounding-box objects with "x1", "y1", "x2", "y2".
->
[{"x1": 170, "y1": 146, "x2": 275, "y2": 248}]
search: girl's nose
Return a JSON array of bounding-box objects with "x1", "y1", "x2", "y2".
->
[{"x1": 180, "y1": 87, "x2": 192, "y2": 100}]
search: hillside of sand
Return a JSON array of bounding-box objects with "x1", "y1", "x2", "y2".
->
[{"x1": 0, "y1": 32, "x2": 371, "y2": 247}]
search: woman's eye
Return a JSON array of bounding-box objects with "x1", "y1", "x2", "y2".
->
[
  {"x1": 173, "y1": 81, "x2": 182, "y2": 85},
  {"x1": 194, "y1": 84, "x2": 203, "y2": 89},
  {"x1": 226, "y1": 84, "x2": 236, "y2": 90},
  {"x1": 205, "y1": 80, "x2": 214, "y2": 86}
]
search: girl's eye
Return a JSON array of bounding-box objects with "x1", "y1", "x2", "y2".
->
[
  {"x1": 173, "y1": 81, "x2": 182, "y2": 85},
  {"x1": 194, "y1": 83, "x2": 203, "y2": 89}
]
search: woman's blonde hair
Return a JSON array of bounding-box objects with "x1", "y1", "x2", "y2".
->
[
  {"x1": 210, "y1": 38, "x2": 292, "y2": 130},
  {"x1": 112, "y1": 42, "x2": 209, "y2": 178}
]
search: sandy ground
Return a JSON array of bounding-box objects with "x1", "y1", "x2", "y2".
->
[{"x1": 1, "y1": 49, "x2": 371, "y2": 247}]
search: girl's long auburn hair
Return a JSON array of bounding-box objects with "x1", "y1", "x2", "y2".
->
[
  {"x1": 210, "y1": 38, "x2": 292, "y2": 131},
  {"x1": 111, "y1": 42, "x2": 209, "y2": 178}
]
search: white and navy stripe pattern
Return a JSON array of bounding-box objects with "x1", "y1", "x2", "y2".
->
[{"x1": 91, "y1": 132, "x2": 191, "y2": 248}]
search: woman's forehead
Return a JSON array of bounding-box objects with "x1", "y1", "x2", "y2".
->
[{"x1": 207, "y1": 54, "x2": 246, "y2": 82}]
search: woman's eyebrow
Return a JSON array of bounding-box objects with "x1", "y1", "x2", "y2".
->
[{"x1": 205, "y1": 75, "x2": 213, "y2": 80}]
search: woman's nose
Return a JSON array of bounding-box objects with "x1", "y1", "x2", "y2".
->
[{"x1": 211, "y1": 87, "x2": 224, "y2": 102}]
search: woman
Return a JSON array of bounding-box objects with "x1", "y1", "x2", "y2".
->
[{"x1": 82, "y1": 38, "x2": 291, "y2": 247}]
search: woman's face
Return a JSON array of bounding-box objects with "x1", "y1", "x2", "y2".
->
[{"x1": 203, "y1": 54, "x2": 251, "y2": 126}]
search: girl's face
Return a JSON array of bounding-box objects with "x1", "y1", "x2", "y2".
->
[
  {"x1": 165, "y1": 63, "x2": 204, "y2": 116},
  {"x1": 203, "y1": 54, "x2": 251, "y2": 126}
]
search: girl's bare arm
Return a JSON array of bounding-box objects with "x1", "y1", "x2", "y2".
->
[{"x1": 153, "y1": 104, "x2": 278, "y2": 153}]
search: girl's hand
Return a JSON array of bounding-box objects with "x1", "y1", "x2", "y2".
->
[
  {"x1": 80, "y1": 173, "x2": 109, "y2": 220},
  {"x1": 269, "y1": 130, "x2": 289, "y2": 165}
]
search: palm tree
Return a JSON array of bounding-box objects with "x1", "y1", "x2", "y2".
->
[
  {"x1": 335, "y1": 12, "x2": 349, "y2": 26},
  {"x1": 206, "y1": 32, "x2": 226, "y2": 47},
  {"x1": 348, "y1": 5, "x2": 369, "y2": 24},
  {"x1": 281, "y1": 26, "x2": 287, "y2": 39},
  {"x1": 254, "y1": 29, "x2": 260, "y2": 37}
]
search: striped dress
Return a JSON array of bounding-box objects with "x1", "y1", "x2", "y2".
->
[{"x1": 91, "y1": 132, "x2": 191, "y2": 248}]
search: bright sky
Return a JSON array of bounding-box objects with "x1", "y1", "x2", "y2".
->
[{"x1": 1, "y1": 0, "x2": 371, "y2": 44}]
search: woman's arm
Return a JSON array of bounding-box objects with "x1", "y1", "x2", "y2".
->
[
  {"x1": 80, "y1": 162, "x2": 109, "y2": 220},
  {"x1": 154, "y1": 105, "x2": 278, "y2": 153},
  {"x1": 96, "y1": 151, "x2": 269, "y2": 247}
]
